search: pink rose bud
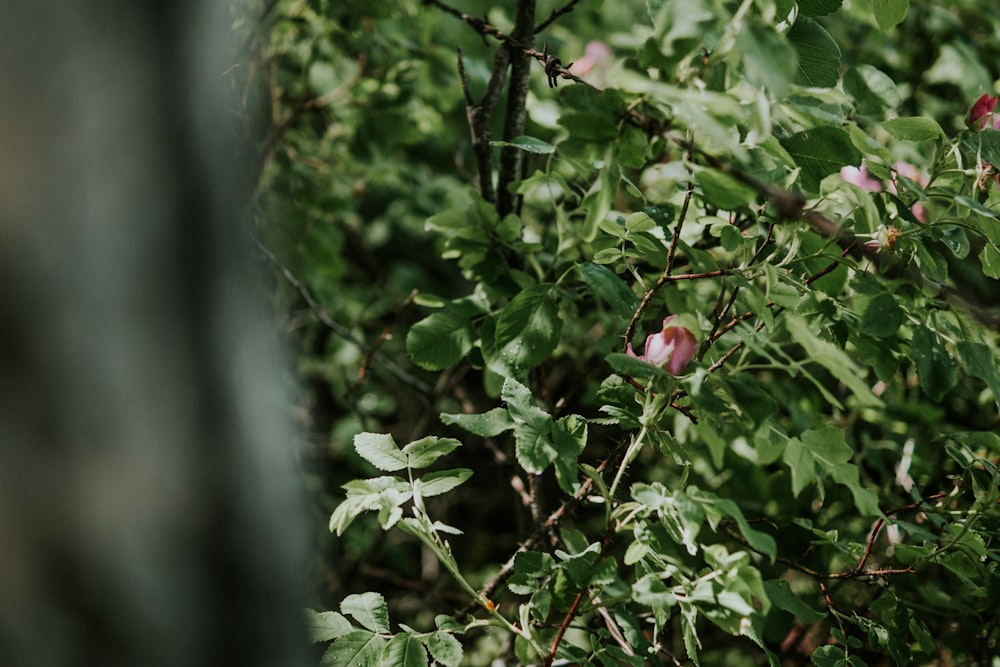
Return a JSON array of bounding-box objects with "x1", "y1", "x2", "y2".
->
[
  {"x1": 967, "y1": 93, "x2": 998, "y2": 130},
  {"x1": 626, "y1": 315, "x2": 698, "y2": 375}
]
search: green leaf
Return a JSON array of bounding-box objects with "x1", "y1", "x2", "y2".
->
[
  {"x1": 502, "y1": 377, "x2": 557, "y2": 473},
  {"x1": 810, "y1": 644, "x2": 846, "y2": 667},
  {"x1": 341, "y1": 592, "x2": 391, "y2": 633},
  {"x1": 739, "y1": 24, "x2": 797, "y2": 98},
  {"x1": 696, "y1": 168, "x2": 758, "y2": 210},
  {"x1": 426, "y1": 631, "x2": 463, "y2": 667},
  {"x1": 605, "y1": 352, "x2": 670, "y2": 379},
  {"x1": 787, "y1": 16, "x2": 841, "y2": 88},
  {"x1": 648, "y1": 0, "x2": 714, "y2": 60},
  {"x1": 439, "y1": 408, "x2": 514, "y2": 437},
  {"x1": 910, "y1": 326, "x2": 958, "y2": 401},
  {"x1": 784, "y1": 127, "x2": 861, "y2": 193},
  {"x1": 306, "y1": 609, "x2": 353, "y2": 643},
  {"x1": 581, "y1": 156, "x2": 617, "y2": 241},
  {"x1": 763, "y1": 580, "x2": 826, "y2": 623},
  {"x1": 872, "y1": 0, "x2": 909, "y2": 29},
  {"x1": 380, "y1": 633, "x2": 429, "y2": 667},
  {"x1": 415, "y1": 468, "x2": 473, "y2": 497},
  {"x1": 578, "y1": 262, "x2": 639, "y2": 317},
  {"x1": 406, "y1": 312, "x2": 474, "y2": 370},
  {"x1": 354, "y1": 432, "x2": 407, "y2": 472},
  {"x1": 881, "y1": 117, "x2": 944, "y2": 142},
  {"x1": 861, "y1": 292, "x2": 904, "y2": 338},
  {"x1": 786, "y1": 428, "x2": 881, "y2": 516},
  {"x1": 798, "y1": 0, "x2": 842, "y2": 16},
  {"x1": 957, "y1": 341, "x2": 1000, "y2": 408},
  {"x1": 980, "y1": 244, "x2": 1000, "y2": 279},
  {"x1": 491, "y1": 135, "x2": 555, "y2": 154},
  {"x1": 322, "y1": 630, "x2": 387, "y2": 667},
  {"x1": 401, "y1": 436, "x2": 461, "y2": 469},
  {"x1": 785, "y1": 314, "x2": 882, "y2": 407},
  {"x1": 551, "y1": 414, "x2": 588, "y2": 495},
  {"x1": 491, "y1": 284, "x2": 562, "y2": 375},
  {"x1": 844, "y1": 65, "x2": 901, "y2": 117}
]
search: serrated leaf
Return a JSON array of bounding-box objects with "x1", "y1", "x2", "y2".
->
[
  {"x1": 306, "y1": 609, "x2": 353, "y2": 643},
  {"x1": 322, "y1": 630, "x2": 387, "y2": 667},
  {"x1": 882, "y1": 117, "x2": 943, "y2": 142},
  {"x1": 787, "y1": 16, "x2": 841, "y2": 88},
  {"x1": 415, "y1": 468, "x2": 473, "y2": 497},
  {"x1": 785, "y1": 127, "x2": 861, "y2": 193},
  {"x1": 491, "y1": 135, "x2": 556, "y2": 154},
  {"x1": 406, "y1": 312, "x2": 474, "y2": 370},
  {"x1": 873, "y1": 0, "x2": 909, "y2": 29},
  {"x1": 341, "y1": 592, "x2": 390, "y2": 634},
  {"x1": 502, "y1": 378, "x2": 556, "y2": 473},
  {"x1": 354, "y1": 432, "x2": 407, "y2": 472},
  {"x1": 491, "y1": 284, "x2": 561, "y2": 374},
  {"x1": 551, "y1": 414, "x2": 588, "y2": 495},
  {"x1": 401, "y1": 436, "x2": 461, "y2": 469},
  {"x1": 980, "y1": 244, "x2": 1000, "y2": 279},
  {"x1": 380, "y1": 633, "x2": 429, "y2": 667},
  {"x1": 427, "y1": 631, "x2": 463, "y2": 667},
  {"x1": 439, "y1": 408, "x2": 514, "y2": 437}
]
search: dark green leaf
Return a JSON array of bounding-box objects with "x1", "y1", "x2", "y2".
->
[
  {"x1": 605, "y1": 352, "x2": 670, "y2": 379},
  {"x1": 426, "y1": 631, "x2": 463, "y2": 667},
  {"x1": 406, "y1": 312, "x2": 474, "y2": 370},
  {"x1": 491, "y1": 284, "x2": 561, "y2": 374},
  {"x1": 763, "y1": 580, "x2": 826, "y2": 623},
  {"x1": 579, "y1": 262, "x2": 639, "y2": 317},
  {"x1": 784, "y1": 127, "x2": 861, "y2": 193},
  {"x1": 787, "y1": 16, "x2": 841, "y2": 88},
  {"x1": 798, "y1": 0, "x2": 842, "y2": 16},
  {"x1": 861, "y1": 293, "x2": 904, "y2": 338},
  {"x1": 910, "y1": 326, "x2": 958, "y2": 401},
  {"x1": 957, "y1": 342, "x2": 1000, "y2": 408},
  {"x1": 786, "y1": 314, "x2": 882, "y2": 407}
]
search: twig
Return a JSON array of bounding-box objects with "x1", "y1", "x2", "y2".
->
[
  {"x1": 255, "y1": 240, "x2": 433, "y2": 394},
  {"x1": 497, "y1": 0, "x2": 537, "y2": 217},
  {"x1": 456, "y1": 47, "x2": 509, "y2": 202},
  {"x1": 534, "y1": 0, "x2": 584, "y2": 34}
]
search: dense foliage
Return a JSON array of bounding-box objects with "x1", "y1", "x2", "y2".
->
[{"x1": 246, "y1": 0, "x2": 1000, "y2": 664}]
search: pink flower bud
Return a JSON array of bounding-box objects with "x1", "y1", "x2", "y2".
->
[
  {"x1": 626, "y1": 315, "x2": 698, "y2": 375},
  {"x1": 967, "y1": 93, "x2": 998, "y2": 130}
]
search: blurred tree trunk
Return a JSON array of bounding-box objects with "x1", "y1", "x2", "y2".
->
[{"x1": 0, "y1": 2, "x2": 309, "y2": 665}]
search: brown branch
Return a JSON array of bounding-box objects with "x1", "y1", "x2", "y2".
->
[
  {"x1": 497, "y1": 0, "x2": 537, "y2": 217},
  {"x1": 534, "y1": 0, "x2": 584, "y2": 34},
  {"x1": 456, "y1": 47, "x2": 509, "y2": 202}
]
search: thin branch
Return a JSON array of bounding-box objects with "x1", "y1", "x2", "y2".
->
[
  {"x1": 534, "y1": 0, "x2": 584, "y2": 34},
  {"x1": 255, "y1": 241, "x2": 433, "y2": 394}
]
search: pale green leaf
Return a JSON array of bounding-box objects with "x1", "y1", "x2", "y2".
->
[
  {"x1": 401, "y1": 436, "x2": 461, "y2": 469},
  {"x1": 696, "y1": 168, "x2": 758, "y2": 210},
  {"x1": 439, "y1": 408, "x2": 514, "y2": 437},
  {"x1": 415, "y1": 468, "x2": 473, "y2": 497},
  {"x1": 491, "y1": 135, "x2": 556, "y2": 154},
  {"x1": 427, "y1": 631, "x2": 464, "y2": 667},
  {"x1": 341, "y1": 592, "x2": 390, "y2": 634},
  {"x1": 306, "y1": 609, "x2": 353, "y2": 643},
  {"x1": 785, "y1": 314, "x2": 882, "y2": 407},
  {"x1": 882, "y1": 117, "x2": 944, "y2": 142},
  {"x1": 380, "y1": 633, "x2": 429, "y2": 667},
  {"x1": 322, "y1": 630, "x2": 387, "y2": 667},
  {"x1": 354, "y1": 432, "x2": 407, "y2": 472}
]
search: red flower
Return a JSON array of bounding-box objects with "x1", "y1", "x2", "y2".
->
[
  {"x1": 967, "y1": 93, "x2": 998, "y2": 130},
  {"x1": 626, "y1": 316, "x2": 698, "y2": 375}
]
